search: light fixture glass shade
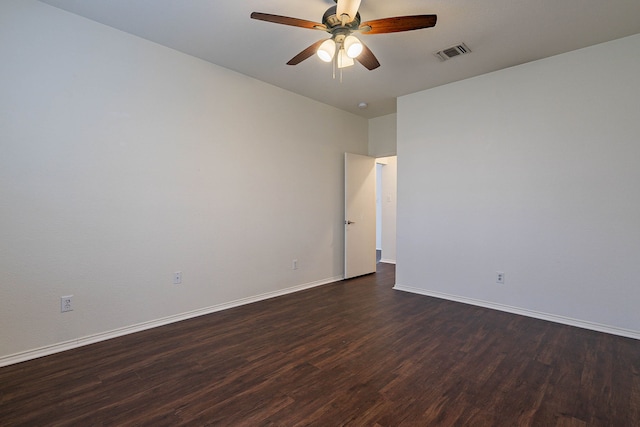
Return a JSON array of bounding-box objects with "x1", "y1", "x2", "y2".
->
[
  {"x1": 337, "y1": 49, "x2": 355, "y2": 68},
  {"x1": 317, "y1": 39, "x2": 336, "y2": 62},
  {"x1": 344, "y1": 35, "x2": 363, "y2": 58},
  {"x1": 336, "y1": 0, "x2": 362, "y2": 22}
]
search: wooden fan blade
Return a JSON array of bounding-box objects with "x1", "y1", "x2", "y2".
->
[
  {"x1": 356, "y1": 42, "x2": 380, "y2": 70},
  {"x1": 287, "y1": 39, "x2": 327, "y2": 65},
  {"x1": 251, "y1": 12, "x2": 326, "y2": 30},
  {"x1": 360, "y1": 15, "x2": 437, "y2": 34}
]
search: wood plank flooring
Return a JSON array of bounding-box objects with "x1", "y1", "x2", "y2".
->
[{"x1": 1, "y1": 263, "x2": 639, "y2": 426}]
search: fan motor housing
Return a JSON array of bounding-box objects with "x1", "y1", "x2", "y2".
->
[{"x1": 322, "y1": 6, "x2": 361, "y2": 33}]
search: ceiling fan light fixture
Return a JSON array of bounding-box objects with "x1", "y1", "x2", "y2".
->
[
  {"x1": 337, "y1": 49, "x2": 355, "y2": 68},
  {"x1": 344, "y1": 35, "x2": 363, "y2": 58},
  {"x1": 317, "y1": 39, "x2": 336, "y2": 62}
]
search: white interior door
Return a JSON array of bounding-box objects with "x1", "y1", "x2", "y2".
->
[{"x1": 344, "y1": 152, "x2": 376, "y2": 279}]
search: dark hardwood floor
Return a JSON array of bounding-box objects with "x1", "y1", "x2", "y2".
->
[{"x1": 1, "y1": 263, "x2": 639, "y2": 426}]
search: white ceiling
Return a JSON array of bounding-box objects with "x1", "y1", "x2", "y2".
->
[{"x1": 38, "y1": 0, "x2": 640, "y2": 119}]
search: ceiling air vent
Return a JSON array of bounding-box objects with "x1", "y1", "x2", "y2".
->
[{"x1": 435, "y1": 43, "x2": 471, "y2": 61}]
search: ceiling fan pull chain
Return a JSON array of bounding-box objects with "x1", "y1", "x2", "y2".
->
[{"x1": 333, "y1": 51, "x2": 336, "y2": 80}]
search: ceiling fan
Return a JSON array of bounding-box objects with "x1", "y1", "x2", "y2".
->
[{"x1": 251, "y1": 0, "x2": 437, "y2": 71}]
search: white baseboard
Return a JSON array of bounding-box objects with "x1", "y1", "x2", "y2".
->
[
  {"x1": 0, "y1": 275, "x2": 343, "y2": 368},
  {"x1": 379, "y1": 259, "x2": 396, "y2": 264},
  {"x1": 393, "y1": 284, "x2": 640, "y2": 340}
]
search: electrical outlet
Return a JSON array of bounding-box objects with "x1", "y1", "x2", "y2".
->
[
  {"x1": 292, "y1": 259, "x2": 298, "y2": 270},
  {"x1": 173, "y1": 271, "x2": 182, "y2": 284},
  {"x1": 60, "y1": 295, "x2": 73, "y2": 313},
  {"x1": 496, "y1": 271, "x2": 505, "y2": 284}
]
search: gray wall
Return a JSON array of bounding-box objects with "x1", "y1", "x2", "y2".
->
[{"x1": 396, "y1": 34, "x2": 640, "y2": 338}]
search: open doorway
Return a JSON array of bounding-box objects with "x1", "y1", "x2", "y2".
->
[
  {"x1": 375, "y1": 156, "x2": 397, "y2": 264},
  {"x1": 344, "y1": 153, "x2": 396, "y2": 278}
]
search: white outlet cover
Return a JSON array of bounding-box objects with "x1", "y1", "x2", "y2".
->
[
  {"x1": 173, "y1": 271, "x2": 182, "y2": 284},
  {"x1": 60, "y1": 295, "x2": 73, "y2": 312}
]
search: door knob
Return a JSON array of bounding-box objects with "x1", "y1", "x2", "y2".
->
[{"x1": 345, "y1": 220, "x2": 355, "y2": 225}]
